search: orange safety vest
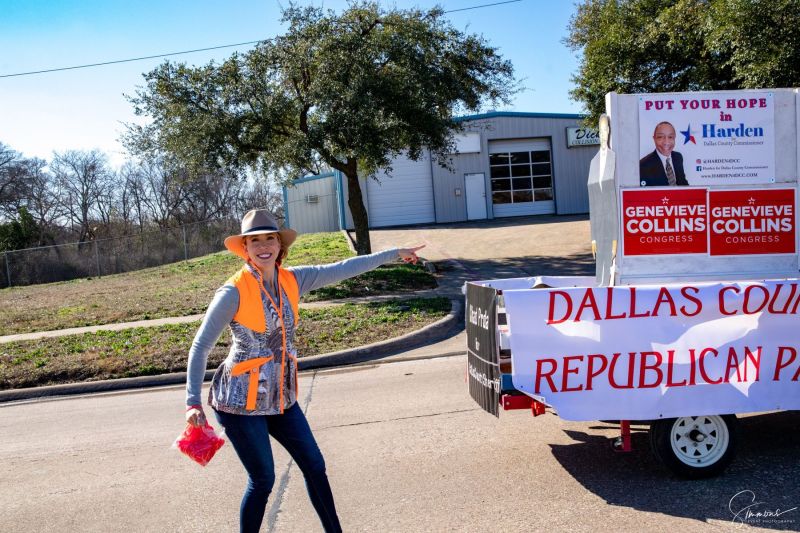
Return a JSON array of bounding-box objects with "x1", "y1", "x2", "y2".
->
[
  {"x1": 226, "y1": 266, "x2": 299, "y2": 332},
  {"x1": 226, "y1": 265, "x2": 300, "y2": 410}
]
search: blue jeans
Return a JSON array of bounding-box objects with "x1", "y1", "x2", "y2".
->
[{"x1": 214, "y1": 403, "x2": 342, "y2": 533}]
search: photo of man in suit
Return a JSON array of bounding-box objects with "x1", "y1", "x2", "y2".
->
[{"x1": 639, "y1": 121, "x2": 688, "y2": 187}]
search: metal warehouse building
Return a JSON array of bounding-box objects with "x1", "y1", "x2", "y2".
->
[{"x1": 283, "y1": 112, "x2": 597, "y2": 233}]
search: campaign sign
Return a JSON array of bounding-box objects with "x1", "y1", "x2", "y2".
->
[
  {"x1": 504, "y1": 280, "x2": 800, "y2": 421},
  {"x1": 466, "y1": 282, "x2": 500, "y2": 417},
  {"x1": 622, "y1": 188, "x2": 708, "y2": 255},
  {"x1": 637, "y1": 92, "x2": 775, "y2": 187},
  {"x1": 709, "y1": 188, "x2": 796, "y2": 256}
]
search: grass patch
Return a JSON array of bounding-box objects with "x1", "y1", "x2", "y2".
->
[
  {"x1": 304, "y1": 262, "x2": 437, "y2": 301},
  {"x1": 0, "y1": 232, "x2": 437, "y2": 335},
  {"x1": 0, "y1": 297, "x2": 450, "y2": 390}
]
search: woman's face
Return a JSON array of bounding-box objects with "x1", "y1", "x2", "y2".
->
[{"x1": 244, "y1": 233, "x2": 282, "y2": 271}]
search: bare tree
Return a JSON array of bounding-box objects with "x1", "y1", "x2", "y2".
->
[
  {"x1": 0, "y1": 143, "x2": 30, "y2": 220},
  {"x1": 136, "y1": 155, "x2": 192, "y2": 228},
  {"x1": 119, "y1": 161, "x2": 149, "y2": 230},
  {"x1": 20, "y1": 158, "x2": 62, "y2": 245},
  {"x1": 181, "y1": 167, "x2": 245, "y2": 222},
  {"x1": 238, "y1": 176, "x2": 284, "y2": 221},
  {"x1": 51, "y1": 150, "x2": 113, "y2": 242}
]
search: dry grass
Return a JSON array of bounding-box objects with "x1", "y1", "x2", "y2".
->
[
  {"x1": 0, "y1": 298, "x2": 451, "y2": 389},
  {"x1": 0, "y1": 233, "x2": 436, "y2": 335}
]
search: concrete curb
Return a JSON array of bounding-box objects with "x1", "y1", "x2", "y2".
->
[{"x1": 0, "y1": 297, "x2": 464, "y2": 403}]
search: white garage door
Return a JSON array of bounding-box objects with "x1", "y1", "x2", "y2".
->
[
  {"x1": 367, "y1": 152, "x2": 435, "y2": 227},
  {"x1": 489, "y1": 138, "x2": 555, "y2": 218}
]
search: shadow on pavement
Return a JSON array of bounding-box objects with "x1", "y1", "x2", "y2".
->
[
  {"x1": 548, "y1": 411, "x2": 800, "y2": 529},
  {"x1": 436, "y1": 252, "x2": 595, "y2": 281}
]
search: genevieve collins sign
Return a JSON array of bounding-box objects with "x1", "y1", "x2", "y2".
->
[{"x1": 622, "y1": 188, "x2": 796, "y2": 256}]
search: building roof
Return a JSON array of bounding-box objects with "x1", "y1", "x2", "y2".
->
[{"x1": 454, "y1": 111, "x2": 585, "y2": 122}]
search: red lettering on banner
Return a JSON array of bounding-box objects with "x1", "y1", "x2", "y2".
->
[
  {"x1": 547, "y1": 291, "x2": 572, "y2": 325},
  {"x1": 575, "y1": 289, "x2": 601, "y2": 322},
  {"x1": 699, "y1": 347, "x2": 723, "y2": 384},
  {"x1": 743, "y1": 285, "x2": 769, "y2": 314},
  {"x1": 745, "y1": 346, "x2": 761, "y2": 382},
  {"x1": 629, "y1": 288, "x2": 651, "y2": 318},
  {"x1": 609, "y1": 352, "x2": 636, "y2": 389},
  {"x1": 653, "y1": 287, "x2": 678, "y2": 317},
  {"x1": 767, "y1": 284, "x2": 797, "y2": 314},
  {"x1": 725, "y1": 347, "x2": 742, "y2": 382},
  {"x1": 638, "y1": 351, "x2": 663, "y2": 388},
  {"x1": 535, "y1": 358, "x2": 558, "y2": 393},
  {"x1": 586, "y1": 354, "x2": 608, "y2": 390},
  {"x1": 773, "y1": 347, "x2": 796, "y2": 381},
  {"x1": 680, "y1": 286, "x2": 702, "y2": 316},
  {"x1": 688, "y1": 349, "x2": 698, "y2": 386},
  {"x1": 666, "y1": 350, "x2": 687, "y2": 387},
  {"x1": 562, "y1": 355, "x2": 584, "y2": 392},
  {"x1": 709, "y1": 189, "x2": 796, "y2": 256},
  {"x1": 528, "y1": 345, "x2": 770, "y2": 394},
  {"x1": 719, "y1": 286, "x2": 740, "y2": 315},
  {"x1": 605, "y1": 288, "x2": 626, "y2": 319}
]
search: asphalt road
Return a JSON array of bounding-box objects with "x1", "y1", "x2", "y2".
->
[{"x1": 1, "y1": 355, "x2": 797, "y2": 532}]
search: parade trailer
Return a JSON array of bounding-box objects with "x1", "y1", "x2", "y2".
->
[{"x1": 466, "y1": 88, "x2": 800, "y2": 478}]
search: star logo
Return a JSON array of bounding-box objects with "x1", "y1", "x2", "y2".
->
[
  {"x1": 681, "y1": 124, "x2": 697, "y2": 144},
  {"x1": 748, "y1": 197, "x2": 756, "y2": 205},
  {"x1": 661, "y1": 196, "x2": 670, "y2": 205}
]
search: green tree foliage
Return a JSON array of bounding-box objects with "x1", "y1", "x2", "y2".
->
[
  {"x1": 566, "y1": 0, "x2": 800, "y2": 124},
  {"x1": 125, "y1": 2, "x2": 514, "y2": 254},
  {"x1": 0, "y1": 207, "x2": 41, "y2": 252}
]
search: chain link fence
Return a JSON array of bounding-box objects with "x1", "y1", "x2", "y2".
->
[{"x1": 1, "y1": 217, "x2": 246, "y2": 288}]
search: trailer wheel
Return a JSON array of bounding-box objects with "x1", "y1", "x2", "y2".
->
[{"x1": 649, "y1": 415, "x2": 739, "y2": 479}]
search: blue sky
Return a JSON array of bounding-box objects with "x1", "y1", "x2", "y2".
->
[{"x1": 0, "y1": 0, "x2": 583, "y2": 167}]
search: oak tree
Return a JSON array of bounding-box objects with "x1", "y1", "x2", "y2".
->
[{"x1": 126, "y1": 2, "x2": 513, "y2": 253}]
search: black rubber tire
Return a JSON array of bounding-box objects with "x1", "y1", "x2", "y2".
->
[{"x1": 649, "y1": 414, "x2": 740, "y2": 479}]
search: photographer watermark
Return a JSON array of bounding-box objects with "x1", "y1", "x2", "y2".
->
[{"x1": 729, "y1": 490, "x2": 797, "y2": 527}]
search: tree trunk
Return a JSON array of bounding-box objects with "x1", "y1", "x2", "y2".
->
[{"x1": 343, "y1": 165, "x2": 372, "y2": 255}]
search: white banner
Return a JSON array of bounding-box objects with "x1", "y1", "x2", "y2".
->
[
  {"x1": 635, "y1": 91, "x2": 775, "y2": 187},
  {"x1": 504, "y1": 279, "x2": 800, "y2": 421}
]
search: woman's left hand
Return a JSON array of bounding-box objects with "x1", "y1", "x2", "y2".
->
[{"x1": 398, "y1": 245, "x2": 425, "y2": 264}]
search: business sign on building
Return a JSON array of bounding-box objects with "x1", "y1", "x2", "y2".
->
[
  {"x1": 635, "y1": 91, "x2": 775, "y2": 187},
  {"x1": 622, "y1": 188, "x2": 708, "y2": 255},
  {"x1": 566, "y1": 126, "x2": 600, "y2": 148}
]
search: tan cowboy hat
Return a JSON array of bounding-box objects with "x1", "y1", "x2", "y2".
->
[{"x1": 224, "y1": 209, "x2": 297, "y2": 261}]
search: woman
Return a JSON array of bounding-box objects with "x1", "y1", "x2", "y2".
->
[{"x1": 185, "y1": 209, "x2": 423, "y2": 533}]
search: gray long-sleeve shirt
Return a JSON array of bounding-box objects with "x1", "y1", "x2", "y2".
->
[{"x1": 186, "y1": 248, "x2": 400, "y2": 406}]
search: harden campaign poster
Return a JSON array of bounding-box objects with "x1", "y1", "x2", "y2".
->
[
  {"x1": 636, "y1": 92, "x2": 775, "y2": 187},
  {"x1": 504, "y1": 280, "x2": 800, "y2": 421}
]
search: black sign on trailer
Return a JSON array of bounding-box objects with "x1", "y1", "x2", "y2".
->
[{"x1": 465, "y1": 282, "x2": 500, "y2": 417}]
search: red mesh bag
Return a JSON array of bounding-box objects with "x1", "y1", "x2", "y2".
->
[{"x1": 173, "y1": 423, "x2": 225, "y2": 466}]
